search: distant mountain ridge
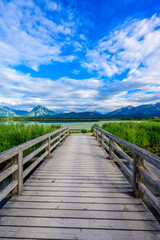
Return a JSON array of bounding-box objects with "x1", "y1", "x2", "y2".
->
[
  {"x1": 0, "y1": 102, "x2": 160, "y2": 118},
  {"x1": 106, "y1": 103, "x2": 160, "y2": 117},
  {"x1": 25, "y1": 105, "x2": 57, "y2": 117},
  {"x1": 55, "y1": 112, "x2": 103, "y2": 118}
]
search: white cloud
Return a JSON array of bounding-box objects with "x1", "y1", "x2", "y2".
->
[
  {"x1": 45, "y1": 1, "x2": 61, "y2": 11},
  {"x1": 83, "y1": 14, "x2": 160, "y2": 78},
  {"x1": 1, "y1": 4, "x2": 160, "y2": 113},
  {"x1": 80, "y1": 14, "x2": 160, "y2": 111},
  {"x1": 0, "y1": 67, "x2": 102, "y2": 112},
  {"x1": 0, "y1": 0, "x2": 76, "y2": 70}
]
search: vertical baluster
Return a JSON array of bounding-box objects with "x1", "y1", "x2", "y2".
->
[
  {"x1": 12, "y1": 151, "x2": 23, "y2": 195},
  {"x1": 58, "y1": 130, "x2": 61, "y2": 145},
  {"x1": 100, "y1": 131, "x2": 103, "y2": 147},
  {"x1": 109, "y1": 138, "x2": 114, "y2": 160},
  {"x1": 46, "y1": 136, "x2": 51, "y2": 158},
  {"x1": 133, "y1": 152, "x2": 144, "y2": 198}
]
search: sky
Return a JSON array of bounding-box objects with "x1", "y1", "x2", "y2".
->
[{"x1": 0, "y1": 0, "x2": 160, "y2": 113}]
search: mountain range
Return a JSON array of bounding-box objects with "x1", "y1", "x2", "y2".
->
[{"x1": 0, "y1": 103, "x2": 160, "y2": 118}]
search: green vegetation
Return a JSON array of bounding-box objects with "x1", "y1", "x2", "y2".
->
[
  {"x1": 0, "y1": 116, "x2": 10, "y2": 122},
  {"x1": 12, "y1": 116, "x2": 108, "y2": 122},
  {"x1": 0, "y1": 123, "x2": 61, "y2": 153},
  {"x1": 81, "y1": 129, "x2": 88, "y2": 133},
  {"x1": 148, "y1": 117, "x2": 160, "y2": 122},
  {"x1": 0, "y1": 116, "x2": 152, "y2": 122},
  {"x1": 100, "y1": 121, "x2": 160, "y2": 156}
]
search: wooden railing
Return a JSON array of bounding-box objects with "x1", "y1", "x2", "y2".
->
[
  {"x1": 69, "y1": 129, "x2": 81, "y2": 133},
  {"x1": 0, "y1": 126, "x2": 69, "y2": 202},
  {"x1": 93, "y1": 126, "x2": 160, "y2": 214}
]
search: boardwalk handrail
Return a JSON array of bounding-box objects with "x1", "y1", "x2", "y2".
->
[
  {"x1": 0, "y1": 126, "x2": 69, "y2": 202},
  {"x1": 93, "y1": 126, "x2": 160, "y2": 214}
]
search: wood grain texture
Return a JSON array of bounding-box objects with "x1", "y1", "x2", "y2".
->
[{"x1": 0, "y1": 134, "x2": 159, "y2": 239}]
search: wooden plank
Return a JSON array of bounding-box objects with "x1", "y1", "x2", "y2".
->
[
  {"x1": 4, "y1": 201, "x2": 147, "y2": 211},
  {"x1": 0, "y1": 133, "x2": 159, "y2": 240},
  {"x1": 111, "y1": 151, "x2": 132, "y2": 183},
  {"x1": 0, "y1": 208, "x2": 155, "y2": 220},
  {"x1": 23, "y1": 151, "x2": 48, "y2": 178},
  {"x1": 24, "y1": 182, "x2": 131, "y2": 188},
  {"x1": 0, "y1": 164, "x2": 18, "y2": 182},
  {"x1": 23, "y1": 186, "x2": 132, "y2": 193},
  {"x1": 50, "y1": 135, "x2": 59, "y2": 144},
  {"x1": 25, "y1": 178, "x2": 128, "y2": 183},
  {"x1": 23, "y1": 142, "x2": 48, "y2": 164},
  {"x1": 0, "y1": 216, "x2": 160, "y2": 230},
  {"x1": 0, "y1": 180, "x2": 18, "y2": 202},
  {"x1": 31, "y1": 174, "x2": 125, "y2": 178},
  {"x1": 22, "y1": 186, "x2": 132, "y2": 192},
  {"x1": 17, "y1": 152, "x2": 23, "y2": 195},
  {"x1": 0, "y1": 226, "x2": 159, "y2": 240},
  {"x1": 138, "y1": 182, "x2": 160, "y2": 214},
  {"x1": 111, "y1": 142, "x2": 133, "y2": 165},
  {"x1": 21, "y1": 190, "x2": 133, "y2": 198},
  {"x1": 35, "y1": 169, "x2": 121, "y2": 173},
  {"x1": 138, "y1": 166, "x2": 160, "y2": 193},
  {"x1": 10, "y1": 195, "x2": 142, "y2": 204}
]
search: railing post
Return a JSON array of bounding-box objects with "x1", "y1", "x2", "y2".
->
[
  {"x1": 133, "y1": 152, "x2": 144, "y2": 198},
  {"x1": 58, "y1": 130, "x2": 61, "y2": 145},
  {"x1": 12, "y1": 151, "x2": 23, "y2": 195},
  {"x1": 95, "y1": 129, "x2": 98, "y2": 140},
  {"x1": 109, "y1": 138, "x2": 114, "y2": 160},
  {"x1": 100, "y1": 131, "x2": 103, "y2": 147},
  {"x1": 18, "y1": 151, "x2": 23, "y2": 195},
  {"x1": 46, "y1": 136, "x2": 51, "y2": 158},
  {"x1": 67, "y1": 127, "x2": 69, "y2": 136}
]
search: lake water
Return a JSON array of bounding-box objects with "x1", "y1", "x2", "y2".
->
[
  {"x1": 1, "y1": 120, "x2": 132, "y2": 130},
  {"x1": 54, "y1": 121, "x2": 107, "y2": 130}
]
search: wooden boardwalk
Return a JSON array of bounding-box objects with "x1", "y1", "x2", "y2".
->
[{"x1": 0, "y1": 134, "x2": 160, "y2": 239}]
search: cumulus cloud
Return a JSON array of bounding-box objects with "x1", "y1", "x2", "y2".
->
[
  {"x1": 81, "y1": 14, "x2": 160, "y2": 110},
  {"x1": 0, "y1": 0, "x2": 77, "y2": 70},
  {"x1": 83, "y1": 14, "x2": 160, "y2": 78},
  {"x1": 0, "y1": 2, "x2": 160, "y2": 113},
  {"x1": 0, "y1": 67, "x2": 102, "y2": 112}
]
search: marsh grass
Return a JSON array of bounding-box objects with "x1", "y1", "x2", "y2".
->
[
  {"x1": 0, "y1": 123, "x2": 61, "y2": 153},
  {"x1": 100, "y1": 121, "x2": 160, "y2": 156}
]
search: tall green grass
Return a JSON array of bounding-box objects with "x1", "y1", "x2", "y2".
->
[
  {"x1": 100, "y1": 121, "x2": 160, "y2": 156},
  {"x1": 0, "y1": 123, "x2": 61, "y2": 153}
]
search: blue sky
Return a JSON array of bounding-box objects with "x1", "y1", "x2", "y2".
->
[{"x1": 0, "y1": 0, "x2": 160, "y2": 112}]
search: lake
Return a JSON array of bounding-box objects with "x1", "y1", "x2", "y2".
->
[{"x1": 1, "y1": 120, "x2": 134, "y2": 130}]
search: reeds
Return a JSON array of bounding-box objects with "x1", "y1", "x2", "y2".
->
[{"x1": 0, "y1": 123, "x2": 61, "y2": 153}]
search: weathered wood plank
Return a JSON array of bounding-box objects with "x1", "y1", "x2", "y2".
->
[
  {"x1": 25, "y1": 178, "x2": 128, "y2": 183},
  {"x1": 24, "y1": 182, "x2": 131, "y2": 188},
  {"x1": 22, "y1": 186, "x2": 132, "y2": 192},
  {"x1": 0, "y1": 133, "x2": 159, "y2": 240},
  {"x1": 23, "y1": 142, "x2": 48, "y2": 164},
  {"x1": 0, "y1": 226, "x2": 159, "y2": 240},
  {"x1": 22, "y1": 191, "x2": 133, "y2": 198},
  {"x1": 138, "y1": 182, "x2": 160, "y2": 214},
  {"x1": 0, "y1": 208, "x2": 155, "y2": 220},
  {"x1": 0, "y1": 180, "x2": 18, "y2": 202},
  {"x1": 23, "y1": 151, "x2": 48, "y2": 178},
  {"x1": 0, "y1": 216, "x2": 160, "y2": 231},
  {"x1": 0, "y1": 164, "x2": 18, "y2": 182},
  {"x1": 3, "y1": 201, "x2": 147, "y2": 211},
  {"x1": 21, "y1": 190, "x2": 133, "y2": 198},
  {"x1": 10, "y1": 195, "x2": 141, "y2": 204},
  {"x1": 23, "y1": 186, "x2": 133, "y2": 193}
]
